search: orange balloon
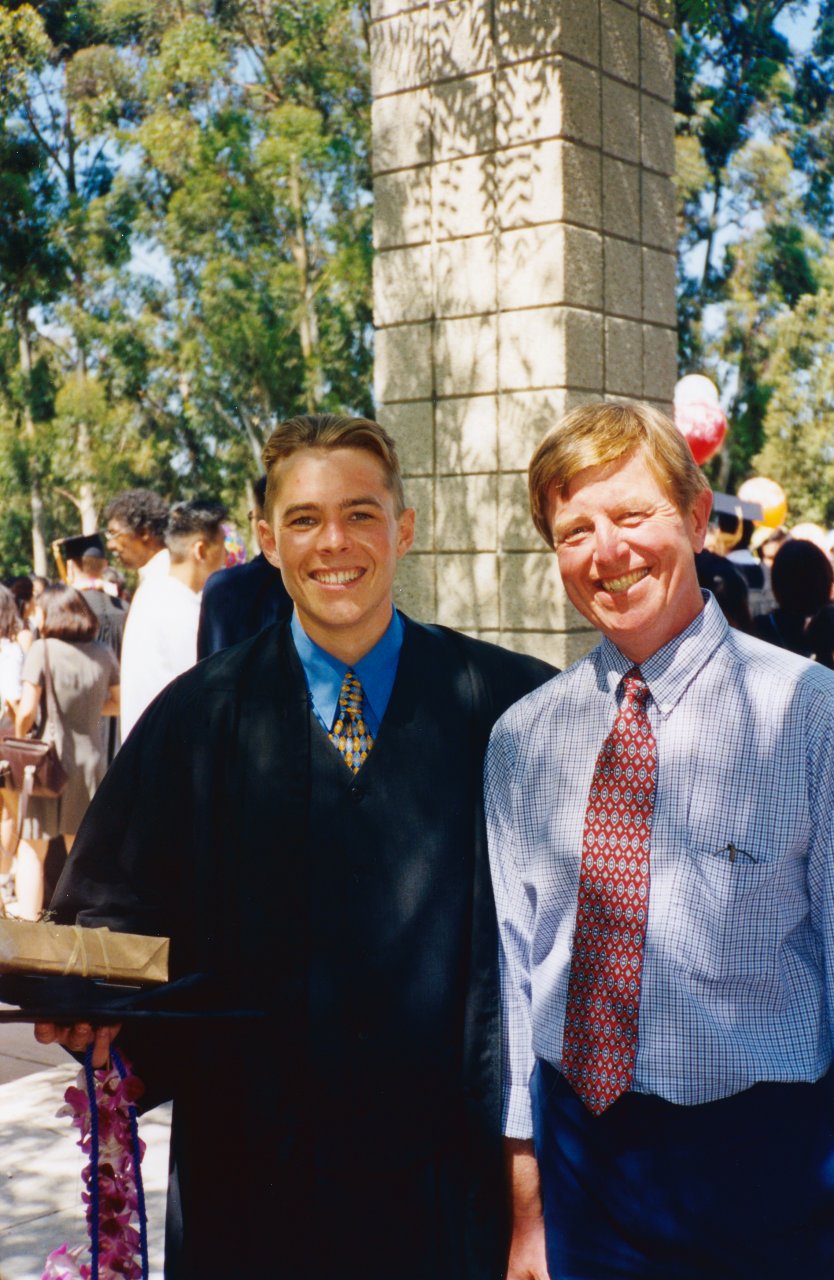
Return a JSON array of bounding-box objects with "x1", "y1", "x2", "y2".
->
[{"x1": 737, "y1": 477, "x2": 787, "y2": 529}]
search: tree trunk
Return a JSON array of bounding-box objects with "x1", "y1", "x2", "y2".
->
[
  {"x1": 715, "y1": 442, "x2": 732, "y2": 492},
  {"x1": 77, "y1": 420, "x2": 98, "y2": 533},
  {"x1": 72, "y1": 347, "x2": 98, "y2": 534},
  {"x1": 16, "y1": 309, "x2": 48, "y2": 576},
  {"x1": 289, "y1": 160, "x2": 324, "y2": 411},
  {"x1": 29, "y1": 478, "x2": 48, "y2": 577},
  {"x1": 239, "y1": 410, "x2": 265, "y2": 469}
]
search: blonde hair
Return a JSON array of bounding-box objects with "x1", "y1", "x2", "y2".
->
[
  {"x1": 262, "y1": 414, "x2": 405, "y2": 518},
  {"x1": 528, "y1": 401, "x2": 711, "y2": 549}
]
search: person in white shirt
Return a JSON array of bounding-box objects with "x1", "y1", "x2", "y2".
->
[
  {"x1": 103, "y1": 483, "x2": 168, "y2": 742},
  {"x1": 118, "y1": 499, "x2": 227, "y2": 740}
]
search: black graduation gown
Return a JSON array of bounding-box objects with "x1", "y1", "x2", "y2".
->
[
  {"x1": 51, "y1": 617, "x2": 555, "y2": 1280},
  {"x1": 196, "y1": 552, "x2": 292, "y2": 659}
]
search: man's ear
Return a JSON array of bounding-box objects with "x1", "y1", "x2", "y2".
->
[
  {"x1": 396, "y1": 507, "x2": 416, "y2": 559},
  {"x1": 258, "y1": 518, "x2": 280, "y2": 569},
  {"x1": 690, "y1": 488, "x2": 713, "y2": 552}
]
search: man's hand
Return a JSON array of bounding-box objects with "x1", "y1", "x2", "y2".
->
[
  {"x1": 505, "y1": 1137, "x2": 551, "y2": 1280},
  {"x1": 34, "y1": 1021, "x2": 121, "y2": 1067},
  {"x1": 506, "y1": 1218, "x2": 550, "y2": 1280}
]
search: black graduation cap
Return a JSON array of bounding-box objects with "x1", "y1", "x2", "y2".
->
[
  {"x1": 710, "y1": 492, "x2": 763, "y2": 521},
  {"x1": 55, "y1": 532, "x2": 107, "y2": 562}
]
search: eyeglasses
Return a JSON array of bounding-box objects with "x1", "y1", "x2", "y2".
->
[{"x1": 105, "y1": 527, "x2": 130, "y2": 544}]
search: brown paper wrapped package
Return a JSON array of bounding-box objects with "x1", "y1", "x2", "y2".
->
[{"x1": 0, "y1": 919, "x2": 169, "y2": 986}]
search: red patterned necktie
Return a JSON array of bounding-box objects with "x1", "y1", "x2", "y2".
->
[{"x1": 561, "y1": 667, "x2": 656, "y2": 1115}]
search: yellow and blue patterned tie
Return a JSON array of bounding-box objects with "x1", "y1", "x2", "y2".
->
[{"x1": 329, "y1": 670, "x2": 374, "y2": 772}]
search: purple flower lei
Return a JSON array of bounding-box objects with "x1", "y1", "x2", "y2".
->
[{"x1": 43, "y1": 1047, "x2": 149, "y2": 1280}]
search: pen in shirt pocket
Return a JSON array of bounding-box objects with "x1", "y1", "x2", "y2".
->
[{"x1": 713, "y1": 841, "x2": 758, "y2": 865}]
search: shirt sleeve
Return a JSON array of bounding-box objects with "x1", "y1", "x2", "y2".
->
[
  {"x1": 485, "y1": 715, "x2": 537, "y2": 1139},
  {"x1": 21, "y1": 639, "x2": 44, "y2": 688},
  {"x1": 0, "y1": 642, "x2": 23, "y2": 705},
  {"x1": 805, "y1": 688, "x2": 834, "y2": 1041}
]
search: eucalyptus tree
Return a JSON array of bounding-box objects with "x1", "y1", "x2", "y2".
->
[
  {"x1": 0, "y1": 0, "x2": 373, "y2": 572},
  {"x1": 674, "y1": 0, "x2": 834, "y2": 492},
  {"x1": 132, "y1": 0, "x2": 373, "y2": 476},
  {"x1": 753, "y1": 261, "x2": 834, "y2": 524}
]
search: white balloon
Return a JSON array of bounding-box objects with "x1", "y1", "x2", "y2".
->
[
  {"x1": 674, "y1": 374, "x2": 720, "y2": 407},
  {"x1": 789, "y1": 522, "x2": 829, "y2": 552}
]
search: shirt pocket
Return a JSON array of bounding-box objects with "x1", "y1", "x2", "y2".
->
[{"x1": 668, "y1": 812, "x2": 807, "y2": 980}]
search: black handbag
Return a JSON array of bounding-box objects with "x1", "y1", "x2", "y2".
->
[{"x1": 0, "y1": 639, "x2": 69, "y2": 799}]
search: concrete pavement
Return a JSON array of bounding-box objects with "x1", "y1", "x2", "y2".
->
[{"x1": 0, "y1": 1015, "x2": 170, "y2": 1279}]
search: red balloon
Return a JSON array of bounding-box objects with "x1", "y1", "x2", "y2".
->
[{"x1": 674, "y1": 399, "x2": 728, "y2": 466}]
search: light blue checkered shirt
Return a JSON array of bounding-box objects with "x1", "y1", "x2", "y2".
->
[{"x1": 486, "y1": 594, "x2": 834, "y2": 1138}]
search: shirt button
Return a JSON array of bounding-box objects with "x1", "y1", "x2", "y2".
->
[{"x1": 348, "y1": 783, "x2": 364, "y2": 802}]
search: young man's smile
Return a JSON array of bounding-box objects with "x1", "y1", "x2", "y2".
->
[
  {"x1": 308, "y1": 566, "x2": 365, "y2": 586},
  {"x1": 259, "y1": 446, "x2": 415, "y2": 664}
]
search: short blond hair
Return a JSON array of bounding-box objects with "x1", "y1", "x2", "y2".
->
[
  {"x1": 263, "y1": 413, "x2": 406, "y2": 519},
  {"x1": 528, "y1": 401, "x2": 711, "y2": 549}
]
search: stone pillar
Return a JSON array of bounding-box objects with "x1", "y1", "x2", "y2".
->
[{"x1": 371, "y1": 0, "x2": 676, "y2": 665}]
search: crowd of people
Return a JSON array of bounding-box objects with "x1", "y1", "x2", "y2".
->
[
  {"x1": 2, "y1": 403, "x2": 833, "y2": 1278},
  {"x1": 696, "y1": 510, "x2": 834, "y2": 659},
  {"x1": 0, "y1": 485, "x2": 291, "y2": 918}
]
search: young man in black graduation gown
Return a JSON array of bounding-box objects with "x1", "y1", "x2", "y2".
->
[{"x1": 40, "y1": 414, "x2": 555, "y2": 1280}]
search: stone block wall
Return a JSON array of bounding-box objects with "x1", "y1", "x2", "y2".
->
[{"x1": 371, "y1": 0, "x2": 676, "y2": 665}]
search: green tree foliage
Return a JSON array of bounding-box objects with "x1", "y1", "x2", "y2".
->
[
  {"x1": 752, "y1": 257, "x2": 834, "y2": 521},
  {"x1": 675, "y1": 0, "x2": 834, "y2": 512},
  {"x1": 0, "y1": 0, "x2": 372, "y2": 573}
]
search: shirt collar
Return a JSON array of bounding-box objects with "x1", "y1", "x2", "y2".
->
[
  {"x1": 138, "y1": 548, "x2": 170, "y2": 582},
  {"x1": 595, "y1": 591, "x2": 728, "y2": 716},
  {"x1": 290, "y1": 608, "x2": 404, "y2": 729}
]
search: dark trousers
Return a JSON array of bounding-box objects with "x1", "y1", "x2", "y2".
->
[{"x1": 532, "y1": 1058, "x2": 834, "y2": 1280}]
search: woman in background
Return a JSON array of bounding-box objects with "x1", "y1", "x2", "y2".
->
[
  {"x1": 0, "y1": 585, "x2": 24, "y2": 899},
  {"x1": 753, "y1": 538, "x2": 834, "y2": 657},
  {"x1": 14, "y1": 584, "x2": 119, "y2": 919},
  {"x1": 9, "y1": 576, "x2": 37, "y2": 653}
]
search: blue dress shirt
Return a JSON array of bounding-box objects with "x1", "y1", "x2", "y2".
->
[
  {"x1": 486, "y1": 594, "x2": 834, "y2": 1137},
  {"x1": 290, "y1": 608, "x2": 404, "y2": 735}
]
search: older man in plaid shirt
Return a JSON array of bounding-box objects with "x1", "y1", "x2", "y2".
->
[{"x1": 487, "y1": 400, "x2": 834, "y2": 1280}]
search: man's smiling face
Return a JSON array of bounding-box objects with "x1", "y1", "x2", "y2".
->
[
  {"x1": 549, "y1": 448, "x2": 711, "y2": 663},
  {"x1": 259, "y1": 446, "x2": 415, "y2": 663}
]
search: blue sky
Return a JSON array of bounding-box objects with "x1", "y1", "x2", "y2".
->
[{"x1": 776, "y1": 3, "x2": 818, "y2": 52}]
